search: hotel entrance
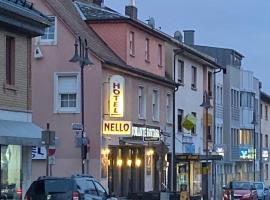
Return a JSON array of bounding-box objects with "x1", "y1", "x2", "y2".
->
[{"x1": 107, "y1": 145, "x2": 161, "y2": 198}]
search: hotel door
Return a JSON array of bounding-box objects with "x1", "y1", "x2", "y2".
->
[{"x1": 108, "y1": 146, "x2": 144, "y2": 197}]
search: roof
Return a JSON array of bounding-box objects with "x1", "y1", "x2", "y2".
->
[
  {"x1": 261, "y1": 91, "x2": 270, "y2": 104},
  {"x1": 43, "y1": 0, "x2": 177, "y2": 87},
  {"x1": 0, "y1": 0, "x2": 50, "y2": 36}
]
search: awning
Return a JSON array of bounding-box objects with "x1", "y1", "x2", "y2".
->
[
  {"x1": 175, "y1": 153, "x2": 223, "y2": 162},
  {"x1": 0, "y1": 120, "x2": 43, "y2": 146}
]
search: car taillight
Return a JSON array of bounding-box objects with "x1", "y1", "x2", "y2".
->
[
  {"x1": 72, "y1": 191, "x2": 79, "y2": 200},
  {"x1": 17, "y1": 187, "x2": 22, "y2": 197}
]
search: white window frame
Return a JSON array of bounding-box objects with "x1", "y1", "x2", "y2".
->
[
  {"x1": 129, "y1": 31, "x2": 135, "y2": 56},
  {"x1": 191, "y1": 66, "x2": 197, "y2": 89},
  {"x1": 166, "y1": 92, "x2": 173, "y2": 123},
  {"x1": 37, "y1": 16, "x2": 57, "y2": 45},
  {"x1": 138, "y1": 85, "x2": 146, "y2": 119},
  {"x1": 177, "y1": 60, "x2": 184, "y2": 84},
  {"x1": 152, "y1": 89, "x2": 160, "y2": 121},
  {"x1": 54, "y1": 72, "x2": 80, "y2": 113}
]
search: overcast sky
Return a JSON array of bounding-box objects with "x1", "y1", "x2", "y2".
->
[{"x1": 105, "y1": 0, "x2": 270, "y2": 93}]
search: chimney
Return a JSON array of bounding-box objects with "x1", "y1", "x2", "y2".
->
[
  {"x1": 125, "y1": 0, "x2": 137, "y2": 20},
  {"x1": 183, "y1": 30, "x2": 195, "y2": 45},
  {"x1": 93, "y1": 0, "x2": 104, "y2": 7}
]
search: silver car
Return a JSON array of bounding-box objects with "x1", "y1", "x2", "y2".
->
[{"x1": 254, "y1": 182, "x2": 265, "y2": 200}]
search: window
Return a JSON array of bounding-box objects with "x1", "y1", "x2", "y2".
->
[
  {"x1": 152, "y1": 90, "x2": 159, "y2": 121},
  {"x1": 208, "y1": 71, "x2": 213, "y2": 97},
  {"x1": 138, "y1": 86, "x2": 146, "y2": 119},
  {"x1": 86, "y1": 181, "x2": 98, "y2": 195},
  {"x1": 158, "y1": 44, "x2": 162, "y2": 66},
  {"x1": 191, "y1": 66, "x2": 197, "y2": 89},
  {"x1": 260, "y1": 103, "x2": 263, "y2": 119},
  {"x1": 178, "y1": 60, "x2": 184, "y2": 84},
  {"x1": 55, "y1": 73, "x2": 80, "y2": 113},
  {"x1": 265, "y1": 135, "x2": 268, "y2": 148},
  {"x1": 6, "y1": 36, "x2": 15, "y2": 85},
  {"x1": 266, "y1": 164, "x2": 269, "y2": 180},
  {"x1": 166, "y1": 93, "x2": 172, "y2": 123},
  {"x1": 145, "y1": 38, "x2": 150, "y2": 61},
  {"x1": 239, "y1": 129, "x2": 251, "y2": 145},
  {"x1": 177, "y1": 109, "x2": 183, "y2": 132},
  {"x1": 191, "y1": 112, "x2": 196, "y2": 134},
  {"x1": 240, "y1": 92, "x2": 253, "y2": 108},
  {"x1": 94, "y1": 181, "x2": 107, "y2": 196},
  {"x1": 231, "y1": 128, "x2": 239, "y2": 146},
  {"x1": 216, "y1": 126, "x2": 223, "y2": 144},
  {"x1": 40, "y1": 16, "x2": 57, "y2": 44},
  {"x1": 265, "y1": 105, "x2": 268, "y2": 120},
  {"x1": 129, "y1": 31, "x2": 135, "y2": 56}
]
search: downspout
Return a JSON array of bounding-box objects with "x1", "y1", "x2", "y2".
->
[{"x1": 172, "y1": 48, "x2": 183, "y2": 192}]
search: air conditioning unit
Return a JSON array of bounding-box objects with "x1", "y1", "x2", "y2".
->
[{"x1": 34, "y1": 46, "x2": 43, "y2": 59}]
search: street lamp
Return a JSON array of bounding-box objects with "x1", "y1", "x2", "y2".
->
[
  {"x1": 251, "y1": 93, "x2": 257, "y2": 181},
  {"x1": 69, "y1": 36, "x2": 94, "y2": 174},
  {"x1": 200, "y1": 90, "x2": 212, "y2": 200}
]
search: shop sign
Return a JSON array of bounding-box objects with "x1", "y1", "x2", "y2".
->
[
  {"x1": 110, "y1": 75, "x2": 125, "y2": 117},
  {"x1": 215, "y1": 147, "x2": 225, "y2": 157},
  {"x1": 240, "y1": 147, "x2": 255, "y2": 160},
  {"x1": 262, "y1": 150, "x2": 269, "y2": 161},
  {"x1": 32, "y1": 146, "x2": 47, "y2": 159},
  {"x1": 132, "y1": 126, "x2": 160, "y2": 142},
  {"x1": 103, "y1": 121, "x2": 131, "y2": 135}
]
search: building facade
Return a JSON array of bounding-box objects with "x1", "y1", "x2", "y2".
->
[
  {"x1": 0, "y1": 0, "x2": 49, "y2": 198},
  {"x1": 260, "y1": 92, "x2": 270, "y2": 186},
  {"x1": 31, "y1": 0, "x2": 176, "y2": 198}
]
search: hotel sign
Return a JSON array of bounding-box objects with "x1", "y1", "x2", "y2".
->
[
  {"x1": 132, "y1": 126, "x2": 160, "y2": 142},
  {"x1": 240, "y1": 147, "x2": 255, "y2": 160},
  {"x1": 110, "y1": 75, "x2": 125, "y2": 117},
  {"x1": 103, "y1": 121, "x2": 131, "y2": 135}
]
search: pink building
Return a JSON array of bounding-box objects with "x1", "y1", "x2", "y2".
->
[{"x1": 31, "y1": 0, "x2": 176, "y2": 197}]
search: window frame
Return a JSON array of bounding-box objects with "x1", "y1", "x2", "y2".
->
[
  {"x1": 138, "y1": 85, "x2": 146, "y2": 119},
  {"x1": 191, "y1": 112, "x2": 196, "y2": 135},
  {"x1": 38, "y1": 16, "x2": 57, "y2": 45},
  {"x1": 129, "y1": 31, "x2": 135, "y2": 56},
  {"x1": 54, "y1": 72, "x2": 80, "y2": 113},
  {"x1": 177, "y1": 109, "x2": 183, "y2": 133},
  {"x1": 191, "y1": 66, "x2": 197, "y2": 89},
  {"x1": 166, "y1": 92, "x2": 173, "y2": 123},
  {"x1": 6, "y1": 36, "x2": 15, "y2": 85},
  {"x1": 152, "y1": 89, "x2": 160, "y2": 121},
  {"x1": 158, "y1": 44, "x2": 162, "y2": 67},
  {"x1": 177, "y1": 60, "x2": 184, "y2": 84},
  {"x1": 145, "y1": 38, "x2": 150, "y2": 62}
]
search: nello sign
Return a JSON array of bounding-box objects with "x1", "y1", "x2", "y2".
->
[
  {"x1": 110, "y1": 75, "x2": 125, "y2": 117},
  {"x1": 103, "y1": 121, "x2": 131, "y2": 135}
]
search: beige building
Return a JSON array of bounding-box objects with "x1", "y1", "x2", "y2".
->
[
  {"x1": 260, "y1": 91, "x2": 270, "y2": 186},
  {"x1": 0, "y1": 0, "x2": 49, "y2": 198}
]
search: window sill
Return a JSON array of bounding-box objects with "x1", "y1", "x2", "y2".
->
[
  {"x1": 38, "y1": 40, "x2": 57, "y2": 46},
  {"x1": 191, "y1": 87, "x2": 197, "y2": 91},
  {"x1": 138, "y1": 116, "x2": 146, "y2": 120},
  {"x1": 130, "y1": 53, "x2": 135, "y2": 57},
  {"x1": 54, "y1": 109, "x2": 80, "y2": 114},
  {"x1": 3, "y1": 83, "x2": 17, "y2": 91},
  {"x1": 158, "y1": 64, "x2": 163, "y2": 68},
  {"x1": 145, "y1": 59, "x2": 151, "y2": 63},
  {"x1": 166, "y1": 121, "x2": 173, "y2": 125},
  {"x1": 152, "y1": 118, "x2": 160, "y2": 123}
]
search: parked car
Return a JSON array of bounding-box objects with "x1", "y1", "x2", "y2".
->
[
  {"x1": 254, "y1": 182, "x2": 265, "y2": 200},
  {"x1": 223, "y1": 181, "x2": 258, "y2": 200},
  {"x1": 24, "y1": 175, "x2": 117, "y2": 200}
]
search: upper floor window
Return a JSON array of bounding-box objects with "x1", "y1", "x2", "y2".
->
[
  {"x1": 191, "y1": 112, "x2": 196, "y2": 134},
  {"x1": 6, "y1": 36, "x2": 15, "y2": 85},
  {"x1": 208, "y1": 71, "x2": 213, "y2": 97},
  {"x1": 40, "y1": 16, "x2": 57, "y2": 45},
  {"x1": 158, "y1": 44, "x2": 162, "y2": 67},
  {"x1": 191, "y1": 66, "x2": 197, "y2": 89},
  {"x1": 166, "y1": 93, "x2": 172, "y2": 123},
  {"x1": 145, "y1": 38, "x2": 150, "y2": 62},
  {"x1": 138, "y1": 86, "x2": 146, "y2": 119},
  {"x1": 178, "y1": 60, "x2": 184, "y2": 84},
  {"x1": 239, "y1": 129, "x2": 250, "y2": 145},
  {"x1": 152, "y1": 89, "x2": 159, "y2": 121},
  {"x1": 231, "y1": 89, "x2": 240, "y2": 108},
  {"x1": 216, "y1": 86, "x2": 223, "y2": 105},
  {"x1": 177, "y1": 109, "x2": 183, "y2": 133},
  {"x1": 54, "y1": 73, "x2": 80, "y2": 113},
  {"x1": 265, "y1": 105, "x2": 268, "y2": 120},
  {"x1": 261, "y1": 103, "x2": 263, "y2": 119},
  {"x1": 129, "y1": 31, "x2": 135, "y2": 56},
  {"x1": 265, "y1": 135, "x2": 268, "y2": 148},
  {"x1": 240, "y1": 92, "x2": 252, "y2": 108}
]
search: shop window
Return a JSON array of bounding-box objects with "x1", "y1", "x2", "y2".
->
[{"x1": 0, "y1": 145, "x2": 22, "y2": 199}]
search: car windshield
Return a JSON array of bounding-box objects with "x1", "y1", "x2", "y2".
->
[
  {"x1": 254, "y1": 183, "x2": 263, "y2": 189},
  {"x1": 45, "y1": 179, "x2": 73, "y2": 193},
  {"x1": 232, "y1": 182, "x2": 251, "y2": 190}
]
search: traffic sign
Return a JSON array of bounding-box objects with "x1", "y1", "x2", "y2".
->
[{"x1": 48, "y1": 156, "x2": 56, "y2": 165}]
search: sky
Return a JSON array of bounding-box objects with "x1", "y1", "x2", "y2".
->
[{"x1": 105, "y1": 0, "x2": 270, "y2": 93}]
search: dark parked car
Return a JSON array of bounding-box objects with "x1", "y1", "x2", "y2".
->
[
  {"x1": 24, "y1": 175, "x2": 117, "y2": 200},
  {"x1": 223, "y1": 181, "x2": 258, "y2": 200}
]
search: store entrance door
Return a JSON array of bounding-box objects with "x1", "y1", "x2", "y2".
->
[{"x1": 108, "y1": 146, "x2": 144, "y2": 198}]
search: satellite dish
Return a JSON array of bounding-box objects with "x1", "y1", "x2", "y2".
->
[{"x1": 174, "y1": 31, "x2": 183, "y2": 42}]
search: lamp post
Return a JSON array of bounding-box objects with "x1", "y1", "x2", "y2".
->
[
  {"x1": 200, "y1": 90, "x2": 212, "y2": 200},
  {"x1": 69, "y1": 36, "x2": 94, "y2": 174},
  {"x1": 252, "y1": 93, "x2": 257, "y2": 181}
]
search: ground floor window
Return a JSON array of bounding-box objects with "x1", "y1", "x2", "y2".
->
[{"x1": 0, "y1": 145, "x2": 22, "y2": 200}]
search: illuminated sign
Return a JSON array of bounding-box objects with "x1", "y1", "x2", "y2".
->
[
  {"x1": 132, "y1": 126, "x2": 160, "y2": 141},
  {"x1": 240, "y1": 147, "x2": 255, "y2": 160},
  {"x1": 110, "y1": 75, "x2": 125, "y2": 117},
  {"x1": 262, "y1": 150, "x2": 269, "y2": 161},
  {"x1": 216, "y1": 147, "x2": 224, "y2": 157},
  {"x1": 103, "y1": 121, "x2": 131, "y2": 135}
]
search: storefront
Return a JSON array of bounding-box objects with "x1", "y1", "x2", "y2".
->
[
  {"x1": 0, "y1": 118, "x2": 43, "y2": 199},
  {"x1": 175, "y1": 154, "x2": 222, "y2": 199}
]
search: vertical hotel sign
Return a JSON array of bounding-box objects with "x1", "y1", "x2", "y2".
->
[{"x1": 110, "y1": 75, "x2": 124, "y2": 117}]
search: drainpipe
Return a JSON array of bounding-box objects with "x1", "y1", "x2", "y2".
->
[{"x1": 172, "y1": 48, "x2": 183, "y2": 192}]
